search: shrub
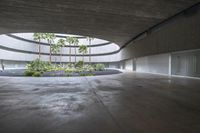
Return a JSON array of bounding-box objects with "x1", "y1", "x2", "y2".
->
[
  {"x1": 86, "y1": 73, "x2": 95, "y2": 76},
  {"x1": 95, "y1": 64, "x2": 105, "y2": 71},
  {"x1": 26, "y1": 59, "x2": 51, "y2": 72},
  {"x1": 80, "y1": 73, "x2": 95, "y2": 76},
  {"x1": 66, "y1": 74, "x2": 72, "y2": 77},
  {"x1": 32, "y1": 72, "x2": 41, "y2": 77},
  {"x1": 65, "y1": 68, "x2": 75, "y2": 73},
  {"x1": 84, "y1": 64, "x2": 94, "y2": 72},
  {"x1": 67, "y1": 63, "x2": 75, "y2": 68},
  {"x1": 25, "y1": 59, "x2": 53, "y2": 76},
  {"x1": 25, "y1": 70, "x2": 35, "y2": 76},
  {"x1": 25, "y1": 70, "x2": 42, "y2": 77}
]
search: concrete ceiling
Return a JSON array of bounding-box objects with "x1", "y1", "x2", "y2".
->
[{"x1": 0, "y1": 0, "x2": 199, "y2": 46}]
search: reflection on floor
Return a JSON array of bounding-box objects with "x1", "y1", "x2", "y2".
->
[{"x1": 0, "y1": 72, "x2": 200, "y2": 133}]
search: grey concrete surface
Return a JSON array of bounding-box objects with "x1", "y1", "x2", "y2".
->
[
  {"x1": 0, "y1": 72, "x2": 200, "y2": 133},
  {"x1": 0, "y1": 0, "x2": 199, "y2": 46},
  {"x1": 120, "y1": 4, "x2": 200, "y2": 59}
]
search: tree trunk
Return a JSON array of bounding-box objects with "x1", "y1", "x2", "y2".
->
[
  {"x1": 69, "y1": 45, "x2": 71, "y2": 63},
  {"x1": 89, "y1": 39, "x2": 91, "y2": 64},
  {"x1": 49, "y1": 42, "x2": 52, "y2": 63},
  {"x1": 55, "y1": 54, "x2": 57, "y2": 64},
  {"x1": 75, "y1": 46, "x2": 76, "y2": 63},
  {"x1": 38, "y1": 39, "x2": 41, "y2": 60},
  {"x1": 83, "y1": 54, "x2": 84, "y2": 66},
  {"x1": 39, "y1": 44, "x2": 41, "y2": 60},
  {"x1": 60, "y1": 47, "x2": 62, "y2": 65}
]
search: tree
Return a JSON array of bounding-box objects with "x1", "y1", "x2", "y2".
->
[
  {"x1": 44, "y1": 33, "x2": 55, "y2": 63},
  {"x1": 51, "y1": 44, "x2": 60, "y2": 63},
  {"x1": 33, "y1": 33, "x2": 44, "y2": 60},
  {"x1": 87, "y1": 37, "x2": 94, "y2": 64},
  {"x1": 73, "y1": 38, "x2": 79, "y2": 63},
  {"x1": 66, "y1": 37, "x2": 73, "y2": 63},
  {"x1": 66, "y1": 36, "x2": 79, "y2": 63},
  {"x1": 78, "y1": 44, "x2": 88, "y2": 64},
  {"x1": 57, "y1": 39, "x2": 66, "y2": 65}
]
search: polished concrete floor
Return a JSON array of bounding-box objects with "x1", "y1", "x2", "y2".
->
[{"x1": 0, "y1": 72, "x2": 200, "y2": 133}]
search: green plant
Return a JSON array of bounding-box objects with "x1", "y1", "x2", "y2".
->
[
  {"x1": 84, "y1": 64, "x2": 94, "y2": 72},
  {"x1": 33, "y1": 33, "x2": 45, "y2": 60},
  {"x1": 87, "y1": 37, "x2": 94, "y2": 63},
  {"x1": 75, "y1": 61, "x2": 84, "y2": 68},
  {"x1": 32, "y1": 71, "x2": 41, "y2": 77},
  {"x1": 51, "y1": 43, "x2": 60, "y2": 63},
  {"x1": 95, "y1": 64, "x2": 105, "y2": 71},
  {"x1": 66, "y1": 36, "x2": 78, "y2": 63},
  {"x1": 73, "y1": 38, "x2": 79, "y2": 63},
  {"x1": 78, "y1": 44, "x2": 88, "y2": 63},
  {"x1": 51, "y1": 44, "x2": 60, "y2": 54},
  {"x1": 87, "y1": 73, "x2": 95, "y2": 76},
  {"x1": 65, "y1": 68, "x2": 75, "y2": 73},
  {"x1": 44, "y1": 33, "x2": 56, "y2": 62},
  {"x1": 66, "y1": 73, "x2": 72, "y2": 77},
  {"x1": 57, "y1": 39, "x2": 66, "y2": 65},
  {"x1": 25, "y1": 70, "x2": 35, "y2": 76},
  {"x1": 24, "y1": 59, "x2": 100, "y2": 77},
  {"x1": 80, "y1": 73, "x2": 95, "y2": 76},
  {"x1": 26, "y1": 59, "x2": 51, "y2": 72},
  {"x1": 25, "y1": 70, "x2": 42, "y2": 77}
]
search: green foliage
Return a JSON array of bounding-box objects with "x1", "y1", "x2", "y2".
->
[
  {"x1": 26, "y1": 59, "x2": 51, "y2": 72},
  {"x1": 57, "y1": 39, "x2": 66, "y2": 47},
  {"x1": 66, "y1": 37, "x2": 79, "y2": 45},
  {"x1": 25, "y1": 70, "x2": 35, "y2": 76},
  {"x1": 33, "y1": 33, "x2": 45, "y2": 42},
  {"x1": 75, "y1": 61, "x2": 84, "y2": 68},
  {"x1": 78, "y1": 45, "x2": 88, "y2": 54},
  {"x1": 25, "y1": 70, "x2": 41, "y2": 77},
  {"x1": 51, "y1": 44, "x2": 60, "y2": 54},
  {"x1": 84, "y1": 64, "x2": 94, "y2": 72},
  {"x1": 64, "y1": 67, "x2": 75, "y2": 73},
  {"x1": 25, "y1": 59, "x2": 52, "y2": 77},
  {"x1": 95, "y1": 64, "x2": 105, "y2": 71},
  {"x1": 65, "y1": 63, "x2": 74, "y2": 68},
  {"x1": 44, "y1": 33, "x2": 55, "y2": 43},
  {"x1": 32, "y1": 72, "x2": 41, "y2": 77},
  {"x1": 25, "y1": 59, "x2": 106, "y2": 77},
  {"x1": 80, "y1": 73, "x2": 95, "y2": 76}
]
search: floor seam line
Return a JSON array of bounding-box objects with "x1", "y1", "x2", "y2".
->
[{"x1": 84, "y1": 77, "x2": 127, "y2": 133}]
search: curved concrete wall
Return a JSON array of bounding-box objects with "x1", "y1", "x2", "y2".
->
[
  {"x1": 120, "y1": 5, "x2": 200, "y2": 60},
  {"x1": 117, "y1": 6, "x2": 200, "y2": 78},
  {"x1": 0, "y1": 33, "x2": 120, "y2": 63}
]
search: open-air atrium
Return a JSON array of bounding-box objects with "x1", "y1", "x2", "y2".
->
[{"x1": 0, "y1": 1, "x2": 200, "y2": 133}]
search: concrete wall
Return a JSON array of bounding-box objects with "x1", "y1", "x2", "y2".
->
[
  {"x1": 120, "y1": 6, "x2": 200, "y2": 60},
  {"x1": 0, "y1": 60, "x2": 28, "y2": 70},
  {"x1": 0, "y1": 34, "x2": 120, "y2": 63},
  {"x1": 0, "y1": 49, "x2": 121, "y2": 63},
  {"x1": 136, "y1": 53, "x2": 170, "y2": 75},
  {"x1": 115, "y1": 6, "x2": 200, "y2": 78},
  {"x1": 108, "y1": 62, "x2": 119, "y2": 69},
  {"x1": 124, "y1": 59, "x2": 134, "y2": 71}
]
